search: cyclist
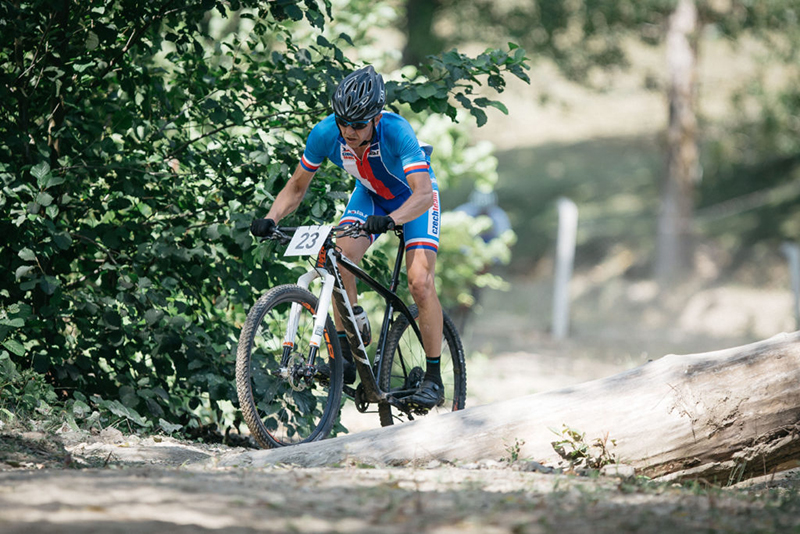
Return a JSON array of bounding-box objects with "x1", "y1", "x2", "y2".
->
[{"x1": 250, "y1": 65, "x2": 445, "y2": 410}]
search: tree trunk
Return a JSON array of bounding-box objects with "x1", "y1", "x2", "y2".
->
[
  {"x1": 656, "y1": 0, "x2": 700, "y2": 282},
  {"x1": 402, "y1": 0, "x2": 444, "y2": 66},
  {"x1": 222, "y1": 332, "x2": 800, "y2": 484}
]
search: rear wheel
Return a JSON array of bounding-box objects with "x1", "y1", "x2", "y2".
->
[
  {"x1": 378, "y1": 306, "x2": 466, "y2": 426},
  {"x1": 236, "y1": 285, "x2": 343, "y2": 448}
]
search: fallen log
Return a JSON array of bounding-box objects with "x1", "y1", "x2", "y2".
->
[{"x1": 219, "y1": 332, "x2": 800, "y2": 483}]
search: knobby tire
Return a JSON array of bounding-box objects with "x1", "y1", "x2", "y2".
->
[
  {"x1": 377, "y1": 305, "x2": 467, "y2": 426},
  {"x1": 236, "y1": 285, "x2": 343, "y2": 448}
]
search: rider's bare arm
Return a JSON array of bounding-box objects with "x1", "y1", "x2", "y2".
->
[
  {"x1": 265, "y1": 164, "x2": 316, "y2": 223},
  {"x1": 387, "y1": 171, "x2": 434, "y2": 225}
]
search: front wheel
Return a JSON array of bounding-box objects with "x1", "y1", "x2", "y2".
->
[
  {"x1": 378, "y1": 305, "x2": 466, "y2": 426},
  {"x1": 236, "y1": 285, "x2": 343, "y2": 448}
]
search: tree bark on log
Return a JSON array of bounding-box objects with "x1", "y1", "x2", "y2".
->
[{"x1": 221, "y1": 332, "x2": 800, "y2": 483}]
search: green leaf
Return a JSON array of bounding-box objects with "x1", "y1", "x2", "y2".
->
[
  {"x1": 15, "y1": 265, "x2": 35, "y2": 279},
  {"x1": 2, "y1": 339, "x2": 25, "y2": 357},
  {"x1": 35, "y1": 192, "x2": 54, "y2": 207},
  {"x1": 415, "y1": 85, "x2": 439, "y2": 99},
  {"x1": 455, "y1": 93, "x2": 472, "y2": 109},
  {"x1": 53, "y1": 232, "x2": 72, "y2": 250},
  {"x1": 41, "y1": 174, "x2": 66, "y2": 189},
  {"x1": 109, "y1": 197, "x2": 132, "y2": 211},
  {"x1": 0, "y1": 317, "x2": 24, "y2": 328},
  {"x1": 470, "y1": 107, "x2": 488, "y2": 127},
  {"x1": 145, "y1": 308, "x2": 163, "y2": 326},
  {"x1": 18, "y1": 248, "x2": 36, "y2": 261},
  {"x1": 210, "y1": 108, "x2": 227, "y2": 124},
  {"x1": 103, "y1": 399, "x2": 149, "y2": 427},
  {"x1": 311, "y1": 199, "x2": 326, "y2": 218},
  {"x1": 72, "y1": 400, "x2": 91, "y2": 418},
  {"x1": 103, "y1": 310, "x2": 122, "y2": 329},
  {"x1": 120, "y1": 385, "x2": 138, "y2": 408},
  {"x1": 159, "y1": 418, "x2": 183, "y2": 434},
  {"x1": 474, "y1": 98, "x2": 509, "y2": 114},
  {"x1": 40, "y1": 276, "x2": 60, "y2": 295},
  {"x1": 31, "y1": 162, "x2": 50, "y2": 181},
  {"x1": 86, "y1": 31, "x2": 99, "y2": 50},
  {"x1": 338, "y1": 33, "x2": 354, "y2": 47}
]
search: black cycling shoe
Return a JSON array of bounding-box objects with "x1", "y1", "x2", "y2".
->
[
  {"x1": 315, "y1": 359, "x2": 357, "y2": 385},
  {"x1": 406, "y1": 378, "x2": 445, "y2": 410}
]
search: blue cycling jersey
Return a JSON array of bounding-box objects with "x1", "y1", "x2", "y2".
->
[
  {"x1": 299, "y1": 112, "x2": 440, "y2": 253},
  {"x1": 300, "y1": 113, "x2": 435, "y2": 201}
]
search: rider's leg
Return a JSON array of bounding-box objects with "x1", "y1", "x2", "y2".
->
[
  {"x1": 406, "y1": 248, "x2": 443, "y2": 383},
  {"x1": 334, "y1": 185, "x2": 375, "y2": 331}
]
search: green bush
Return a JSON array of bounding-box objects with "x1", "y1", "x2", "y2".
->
[{"x1": 0, "y1": 0, "x2": 527, "y2": 434}]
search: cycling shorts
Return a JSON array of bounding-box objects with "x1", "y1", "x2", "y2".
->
[{"x1": 340, "y1": 180, "x2": 440, "y2": 253}]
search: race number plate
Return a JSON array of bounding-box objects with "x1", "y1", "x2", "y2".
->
[{"x1": 283, "y1": 225, "x2": 331, "y2": 257}]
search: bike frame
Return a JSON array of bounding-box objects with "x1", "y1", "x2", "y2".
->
[{"x1": 287, "y1": 226, "x2": 425, "y2": 407}]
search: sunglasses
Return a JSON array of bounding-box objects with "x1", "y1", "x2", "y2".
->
[{"x1": 335, "y1": 116, "x2": 372, "y2": 130}]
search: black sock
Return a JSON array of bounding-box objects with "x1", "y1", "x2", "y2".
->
[
  {"x1": 337, "y1": 331, "x2": 353, "y2": 363},
  {"x1": 424, "y1": 356, "x2": 441, "y2": 385}
]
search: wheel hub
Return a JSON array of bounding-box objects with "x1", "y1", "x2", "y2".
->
[{"x1": 287, "y1": 353, "x2": 308, "y2": 391}]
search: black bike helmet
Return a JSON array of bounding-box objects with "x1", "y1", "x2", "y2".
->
[{"x1": 332, "y1": 65, "x2": 386, "y2": 122}]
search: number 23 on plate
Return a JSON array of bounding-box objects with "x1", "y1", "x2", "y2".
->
[{"x1": 284, "y1": 225, "x2": 332, "y2": 257}]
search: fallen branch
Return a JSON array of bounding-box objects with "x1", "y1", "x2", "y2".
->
[{"x1": 219, "y1": 332, "x2": 800, "y2": 484}]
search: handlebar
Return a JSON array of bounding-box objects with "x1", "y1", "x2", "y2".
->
[{"x1": 262, "y1": 222, "x2": 403, "y2": 244}]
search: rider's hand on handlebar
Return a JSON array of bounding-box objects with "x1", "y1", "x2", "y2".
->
[
  {"x1": 363, "y1": 215, "x2": 395, "y2": 235},
  {"x1": 250, "y1": 218, "x2": 276, "y2": 237}
]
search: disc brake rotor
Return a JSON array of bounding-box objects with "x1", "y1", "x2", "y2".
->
[{"x1": 287, "y1": 353, "x2": 308, "y2": 392}]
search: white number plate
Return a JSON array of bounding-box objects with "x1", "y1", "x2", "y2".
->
[{"x1": 284, "y1": 225, "x2": 331, "y2": 257}]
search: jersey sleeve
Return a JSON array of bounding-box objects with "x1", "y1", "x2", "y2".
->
[
  {"x1": 300, "y1": 118, "x2": 334, "y2": 173},
  {"x1": 387, "y1": 116, "x2": 431, "y2": 178}
]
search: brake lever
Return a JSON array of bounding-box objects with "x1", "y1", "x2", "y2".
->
[
  {"x1": 259, "y1": 228, "x2": 291, "y2": 244},
  {"x1": 337, "y1": 223, "x2": 369, "y2": 240}
]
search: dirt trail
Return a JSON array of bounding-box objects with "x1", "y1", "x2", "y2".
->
[{"x1": 1, "y1": 278, "x2": 798, "y2": 533}]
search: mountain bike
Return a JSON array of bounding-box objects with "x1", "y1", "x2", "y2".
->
[{"x1": 235, "y1": 223, "x2": 467, "y2": 448}]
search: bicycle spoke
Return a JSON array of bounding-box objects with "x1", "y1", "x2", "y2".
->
[
  {"x1": 379, "y1": 306, "x2": 466, "y2": 425},
  {"x1": 236, "y1": 286, "x2": 342, "y2": 448}
]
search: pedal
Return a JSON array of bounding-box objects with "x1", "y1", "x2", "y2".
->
[
  {"x1": 387, "y1": 396, "x2": 415, "y2": 420},
  {"x1": 404, "y1": 400, "x2": 432, "y2": 416}
]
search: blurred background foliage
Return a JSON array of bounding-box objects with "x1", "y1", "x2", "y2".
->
[
  {"x1": 0, "y1": 0, "x2": 526, "y2": 435},
  {"x1": 404, "y1": 0, "x2": 800, "y2": 278}
]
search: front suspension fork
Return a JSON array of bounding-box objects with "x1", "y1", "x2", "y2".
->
[{"x1": 280, "y1": 269, "x2": 336, "y2": 371}]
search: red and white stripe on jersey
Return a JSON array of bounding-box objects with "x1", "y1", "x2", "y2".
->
[
  {"x1": 341, "y1": 149, "x2": 396, "y2": 199},
  {"x1": 300, "y1": 154, "x2": 322, "y2": 172},
  {"x1": 403, "y1": 161, "x2": 429, "y2": 176},
  {"x1": 405, "y1": 237, "x2": 438, "y2": 252}
]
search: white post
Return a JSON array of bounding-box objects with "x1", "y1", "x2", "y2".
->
[
  {"x1": 552, "y1": 198, "x2": 578, "y2": 340},
  {"x1": 781, "y1": 242, "x2": 800, "y2": 330}
]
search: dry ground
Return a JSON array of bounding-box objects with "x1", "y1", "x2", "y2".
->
[{"x1": 2, "y1": 273, "x2": 799, "y2": 533}]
